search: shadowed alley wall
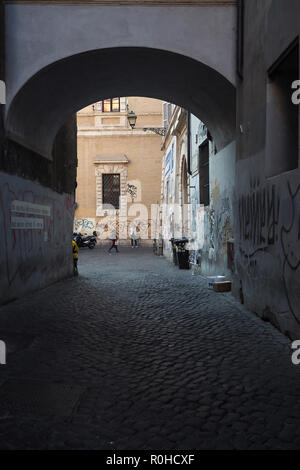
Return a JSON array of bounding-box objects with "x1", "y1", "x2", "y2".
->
[
  {"x1": 0, "y1": 118, "x2": 77, "y2": 304},
  {"x1": 234, "y1": 0, "x2": 300, "y2": 339}
]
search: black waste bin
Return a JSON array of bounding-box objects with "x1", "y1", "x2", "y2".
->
[
  {"x1": 173, "y1": 238, "x2": 190, "y2": 270},
  {"x1": 170, "y1": 238, "x2": 178, "y2": 265}
]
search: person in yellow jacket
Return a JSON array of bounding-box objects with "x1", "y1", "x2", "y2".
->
[{"x1": 72, "y1": 239, "x2": 79, "y2": 276}]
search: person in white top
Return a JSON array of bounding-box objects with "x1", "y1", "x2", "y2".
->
[
  {"x1": 130, "y1": 225, "x2": 139, "y2": 248},
  {"x1": 108, "y1": 230, "x2": 119, "y2": 254}
]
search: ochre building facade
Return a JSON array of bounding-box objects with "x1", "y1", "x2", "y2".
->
[{"x1": 75, "y1": 97, "x2": 164, "y2": 244}]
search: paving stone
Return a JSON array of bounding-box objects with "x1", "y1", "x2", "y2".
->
[{"x1": 0, "y1": 246, "x2": 298, "y2": 449}]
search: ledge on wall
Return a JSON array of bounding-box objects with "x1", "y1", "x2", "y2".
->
[{"x1": 93, "y1": 155, "x2": 129, "y2": 164}]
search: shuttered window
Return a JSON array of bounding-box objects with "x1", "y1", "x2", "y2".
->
[
  {"x1": 102, "y1": 174, "x2": 120, "y2": 209},
  {"x1": 199, "y1": 140, "x2": 210, "y2": 207},
  {"x1": 163, "y1": 102, "x2": 168, "y2": 129},
  {"x1": 163, "y1": 102, "x2": 173, "y2": 129}
]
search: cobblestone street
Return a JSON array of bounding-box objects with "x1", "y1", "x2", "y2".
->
[{"x1": 0, "y1": 246, "x2": 300, "y2": 449}]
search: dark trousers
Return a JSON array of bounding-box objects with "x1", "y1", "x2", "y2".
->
[
  {"x1": 131, "y1": 239, "x2": 138, "y2": 247},
  {"x1": 73, "y1": 258, "x2": 78, "y2": 275},
  {"x1": 108, "y1": 241, "x2": 119, "y2": 252}
]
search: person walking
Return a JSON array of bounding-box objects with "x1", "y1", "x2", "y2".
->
[
  {"x1": 130, "y1": 225, "x2": 138, "y2": 248},
  {"x1": 108, "y1": 231, "x2": 119, "y2": 254},
  {"x1": 135, "y1": 226, "x2": 140, "y2": 248},
  {"x1": 72, "y1": 239, "x2": 79, "y2": 275}
]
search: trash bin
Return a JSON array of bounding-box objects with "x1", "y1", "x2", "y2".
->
[
  {"x1": 169, "y1": 238, "x2": 178, "y2": 265},
  {"x1": 157, "y1": 238, "x2": 163, "y2": 256},
  {"x1": 173, "y1": 238, "x2": 190, "y2": 270},
  {"x1": 153, "y1": 238, "x2": 163, "y2": 256}
]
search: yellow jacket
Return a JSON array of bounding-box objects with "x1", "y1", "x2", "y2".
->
[{"x1": 72, "y1": 240, "x2": 79, "y2": 259}]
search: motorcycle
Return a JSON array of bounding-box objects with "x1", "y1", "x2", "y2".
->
[{"x1": 73, "y1": 232, "x2": 97, "y2": 249}]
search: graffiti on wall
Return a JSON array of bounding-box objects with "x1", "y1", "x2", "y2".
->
[
  {"x1": 205, "y1": 179, "x2": 233, "y2": 264},
  {"x1": 281, "y1": 182, "x2": 300, "y2": 323},
  {"x1": 238, "y1": 180, "x2": 280, "y2": 253},
  {"x1": 127, "y1": 184, "x2": 137, "y2": 203},
  {"x1": 74, "y1": 218, "x2": 95, "y2": 234},
  {"x1": 237, "y1": 178, "x2": 300, "y2": 323},
  {"x1": 0, "y1": 175, "x2": 74, "y2": 298},
  {"x1": 96, "y1": 218, "x2": 151, "y2": 240},
  {"x1": 126, "y1": 180, "x2": 142, "y2": 203}
]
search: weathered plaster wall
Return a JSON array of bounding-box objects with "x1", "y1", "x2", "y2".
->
[
  {"x1": 0, "y1": 172, "x2": 75, "y2": 304},
  {"x1": 0, "y1": 117, "x2": 77, "y2": 304},
  {"x1": 234, "y1": 154, "x2": 300, "y2": 339},
  {"x1": 234, "y1": 0, "x2": 300, "y2": 339},
  {"x1": 191, "y1": 140, "x2": 236, "y2": 277},
  {"x1": 1, "y1": 117, "x2": 77, "y2": 195},
  {"x1": 161, "y1": 136, "x2": 178, "y2": 261}
]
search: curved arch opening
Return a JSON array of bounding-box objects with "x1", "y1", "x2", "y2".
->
[{"x1": 6, "y1": 47, "x2": 236, "y2": 159}]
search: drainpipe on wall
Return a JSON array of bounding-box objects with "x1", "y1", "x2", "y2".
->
[
  {"x1": 0, "y1": 2, "x2": 5, "y2": 148},
  {"x1": 186, "y1": 109, "x2": 192, "y2": 175}
]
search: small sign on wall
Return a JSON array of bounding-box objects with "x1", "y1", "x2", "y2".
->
[
  {"x1": 11, "y1": 217, "x2": 44, "y2": 230},
  {"x1": 11, "y1": 201, "x2": 51, "y2": 217},
  {"x1": 10, "y1": 200, "x2": 50, "y2": 231}
]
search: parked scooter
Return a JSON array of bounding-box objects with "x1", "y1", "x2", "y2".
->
[{"x1": 73, "y1": 232, "x2": 97, "y2": 249}]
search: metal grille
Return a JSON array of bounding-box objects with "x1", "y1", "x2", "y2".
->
[{"x1": 102, "y1": 174, "x2": 120, "y2": 209}]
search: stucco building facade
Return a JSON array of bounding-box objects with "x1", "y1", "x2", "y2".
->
[
  {"x1": 160, "y1": 104, "x2": 235, "y2": 280},
  {"x1": 75, "y1": 97, "x2": 164, "y2": 244}
]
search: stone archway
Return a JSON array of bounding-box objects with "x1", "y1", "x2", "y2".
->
[{"x1": 6, "y1": 47, "x2": 236, "y2": 159}]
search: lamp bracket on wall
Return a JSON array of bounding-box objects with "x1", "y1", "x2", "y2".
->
[{"x1": 143, "y1": 127, "x2": 166, "y2": 136}]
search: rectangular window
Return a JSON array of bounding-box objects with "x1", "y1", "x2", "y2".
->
[
  {"x1": 199, "y1": 140, "x2": 210, "y2": 207},
  {"x1": 102, "y1": 98, "x2": 120, "y2": 113},
  {"x1": 93, "y1": 102, "x2": 102, "y2": 111},
  {"x1": 102, "y1": 174, "x2": 120, "y2": 209},
  {"x1": 266, "y1": 39, "x2": 299, "y2": 177}
]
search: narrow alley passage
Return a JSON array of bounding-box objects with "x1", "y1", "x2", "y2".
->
[{"x1": 0, "y1": 247, "x2": 299, "y2": 450}]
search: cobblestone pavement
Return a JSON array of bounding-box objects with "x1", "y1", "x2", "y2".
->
[{"x1": 0, "y1": 246, "x2": 300, "y2": 449}]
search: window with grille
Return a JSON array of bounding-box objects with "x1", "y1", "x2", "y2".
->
[
  {"x1": 102, "y1": 98, "x2": 120, "y2": 113},
  {"x1": 199, "y1": 140, "x2": 210, "y2": 207},
  {"x1": 102, "y1": 174, "x2": 120, "y2": 209}
]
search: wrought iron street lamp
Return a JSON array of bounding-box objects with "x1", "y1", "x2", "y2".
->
[
  {"x1": 127, "y1": 108, "x2": 166, "y2": 135},
  {"x1": 127, "y1": 110, "x2": 137, "y2": 129}
]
